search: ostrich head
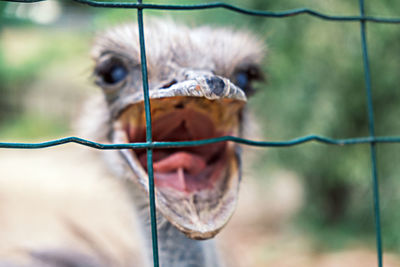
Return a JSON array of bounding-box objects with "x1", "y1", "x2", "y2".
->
[{"x1": 91, "y1": 20, "x2": 265, "y2": 240}]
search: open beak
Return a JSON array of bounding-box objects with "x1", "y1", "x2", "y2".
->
[{"x1": 112, "y1": 73, "x2": 246, "y2": 239}]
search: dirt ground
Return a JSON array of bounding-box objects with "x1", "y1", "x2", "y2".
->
[{"x1": 0, "y1": 146, "x2": 399, "y2": 267}]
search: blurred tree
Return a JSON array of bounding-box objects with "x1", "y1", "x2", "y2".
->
[{"x1": 0, "y1": 2, "x2": 36, "y2": 124}]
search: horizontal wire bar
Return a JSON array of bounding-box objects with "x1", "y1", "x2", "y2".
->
[
  {"x1": 1, "y1": 135, "x2": 400, "y2": 150},
  {"x1": 5, "y1": 0, "x2": 400, "y2": 24}
]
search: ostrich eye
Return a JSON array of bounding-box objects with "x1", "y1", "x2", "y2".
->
[
  {"x1": 233, "y1": 64, "x2": 264, "y2": 96},
  {"x1": 95, "y1": 58, "x2": 128, "y2": 86},
  {"x1": 105, "y1": 65, "x2": 127, "y2": 84},
  {"x1": 235, "y1": 72, "x2": 249, "y2": 90}
]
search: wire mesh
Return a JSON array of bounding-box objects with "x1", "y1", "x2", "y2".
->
[{"x1": 2, "y1": 1, "x2": 400, "y2": 267}]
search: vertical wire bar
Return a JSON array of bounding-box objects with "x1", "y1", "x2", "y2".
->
[
  {"x1": 137, "y1": 1, "x2": 160, "y2": 266},
  {"x1": 358, "y1": 1, "x2": 383, "y2": 266}
]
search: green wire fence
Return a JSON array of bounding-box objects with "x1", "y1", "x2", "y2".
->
[{"x1": 1, "y1": 1, "x2": 400, "y2": 266}]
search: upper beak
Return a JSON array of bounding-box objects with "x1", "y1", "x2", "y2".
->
[
  {"x1": 110, "y1": 72, "x2": 246, "y2": 119},
  {"x1": 150, "y1": 72, "x2": 247, "y2": 102}
]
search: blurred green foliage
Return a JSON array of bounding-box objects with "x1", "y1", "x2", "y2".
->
[
  {"x1": 241, "y1": 0, "x2": 400, "y2": 253},
  {"x1": 1, "y1": 0, "x2": 399, "y2": 253},
  {"x1": 0, "y1": 2, "x2": 62, "y2": 136}
]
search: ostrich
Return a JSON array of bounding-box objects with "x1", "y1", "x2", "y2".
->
[{"x1": 87, "y1": 19, "x2": 265, "y2": 267}]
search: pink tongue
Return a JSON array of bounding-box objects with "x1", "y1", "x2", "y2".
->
[
  {"x1": 153, "y1": 152, "x2": 206, "y2": 174},
  {"x1": 153, "y1": 152, "x2": 207, "y2": 191}
]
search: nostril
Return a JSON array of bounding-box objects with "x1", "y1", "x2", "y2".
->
[
  {"x1": 205, "y1": 76, "x2": 225, "y2": 96},
  {"x1": 160, "y1": 79, "x2": 178, "y2": 89}
]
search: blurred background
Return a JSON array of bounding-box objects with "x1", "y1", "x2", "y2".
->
[{"x1": 1, "y1": 0, "x2": 400, "y2": 266}]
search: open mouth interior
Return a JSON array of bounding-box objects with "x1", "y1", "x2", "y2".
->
[{"x1": 115, "y1": 97, "x2": 243, "y2": 194}]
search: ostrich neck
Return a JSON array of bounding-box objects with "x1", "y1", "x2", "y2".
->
[
  {"x1": 155, "y1": 219, "x2": 221, "y2": 267},
  {"x1": 127, "y1": 183, "x2": 222, "y2": 267}
]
